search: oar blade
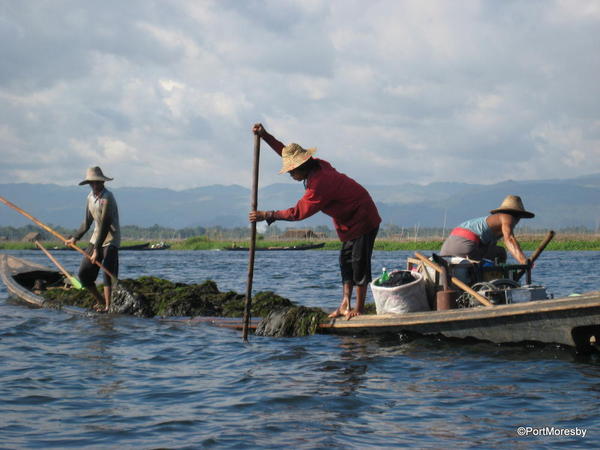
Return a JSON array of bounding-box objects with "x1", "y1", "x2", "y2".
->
[{"x1": 69, "y1": 276, "x2": 84, "y2": 290}]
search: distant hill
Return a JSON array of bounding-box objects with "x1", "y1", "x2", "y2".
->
[{"x1": 1, "y1": 174, "x2": 599, "y2": 230}]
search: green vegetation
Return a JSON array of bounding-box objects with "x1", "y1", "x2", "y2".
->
[
  {"x1": 533, "y1": 240, "x2": 600, "y2": 251},
  {"x1": 0, "y1": 241, "x2": 41, "y2": 250},
  {"x1": 255, "y1": 306, "x2": 330, "y2": 337},
  {"x1": 4, "y1": 237, "x2": 600, "y2": 251},
  {"x1": 4, "y1": 223, "x2": 600, "y2": 247},
  {"x1": 0, "y1": 240, "x2": 155, "y2": 251},
  {"x1": 43, "y1": 276, "x2": 295, "y2": 318},
  {"x1": 171, "y1": 236, "x2": 217, "y2": 250},
  {"x1": 373, "y1": 240, "x2": 442, "y2": 251},
  {"x1": 170, "y1": 237, "x2": 600, "y2": 251}
]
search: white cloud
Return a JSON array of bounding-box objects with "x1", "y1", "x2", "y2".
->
[
  {"x1": 0, "y1": 0, "x2": 598, "y2": 190},
  {"x1": 532, "y1": 120, "x2": 600, "y2": 169}
]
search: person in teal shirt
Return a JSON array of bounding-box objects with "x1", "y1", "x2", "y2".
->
[{"x1": 440, "y1": 195, "x2": 534, "y2": 264}]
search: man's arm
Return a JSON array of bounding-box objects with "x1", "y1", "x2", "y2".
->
[
  {"x1": 253, "y1": 123, "x2": 284, "y2": 156},
  {"x1": 94, "y1": 197, "x2": 113, "y2": 251},
  {"x1": 500, "y1": 214, "x2": 528, "y2": 264},
  {"x1": 250, "y1": 187, "x2": 324, "y2": 224}
]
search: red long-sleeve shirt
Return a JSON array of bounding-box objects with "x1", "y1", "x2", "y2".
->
[{"x1": 262, "y1": 132, "x2": 381, "y2": 242}]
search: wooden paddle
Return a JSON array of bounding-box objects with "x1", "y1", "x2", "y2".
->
[
  {"x1": 515, "y1": 230, "x2": 555, "y2": 282},
  {"x1": 414, "y1": 252, "x2": 493, "y2": 307},
  {"x1": 34, "y1": 240, "x2": 83, "y2": 289},
  {"x1": 0, "y1": 195, "x2": 116, "y2": 283},
  {"x1": 242, "y1": 133, "x2": 261, "y2": 341}
]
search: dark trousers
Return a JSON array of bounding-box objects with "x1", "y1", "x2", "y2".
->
[
  {"x1": 339, "y1": 227, "x2": 379, "y2": 286},
  {"x1": 78, "y1": 245, "x2": 119, "y2": 288}
]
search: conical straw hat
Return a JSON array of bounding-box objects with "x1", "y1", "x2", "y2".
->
[
  {"x1": 490, "y1": 195, "x2": 534, "y2": 218},
  {"x1": 279, "y1": 143, "x2": 317, "y2": 174},
  {"x1": 79, "y1": 166, "x2": 114, "y2": 185}
]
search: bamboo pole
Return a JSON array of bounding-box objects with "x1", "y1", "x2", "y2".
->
[
  {"x1": 242, "y1": 133, "x2": 261, "y2": 341},
  {"x1": 34, "y1": 240, "x2": 83, "y2": 289},
  {"x1": 515, "y1": 230, "x2": 555, "y2": 282}
]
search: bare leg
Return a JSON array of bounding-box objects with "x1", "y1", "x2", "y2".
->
[
  {"x1": 346, "y1": 284, "x2": 367, "y2": 319},
  {"x1": 103, "y1": 285, "x2": 112, "y2": 312},
  {"x1": 87, "y1": 284, "x2": 105, "y2": 311},
  {"x1": 329, "y1": 282, "x2": 353, "y2": 318}
]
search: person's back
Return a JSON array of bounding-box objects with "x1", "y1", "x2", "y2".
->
[
  {"x1": 455, "y1": 216, "x2": 498, "y2": 245},
  {"x1": 307, "y1": 159, "x2": 380, "y2": 241},
  {"x1": 440, "y1": 195, "x2": 534, "y2": 264}
]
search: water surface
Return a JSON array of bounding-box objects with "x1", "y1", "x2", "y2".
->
[{"x1": 1, "y1": 249, "x2": 599, "y2": 448}]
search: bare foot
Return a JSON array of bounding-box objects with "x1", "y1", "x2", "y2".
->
[
  {"x1": 345, "y1": 309, "x2": 362, "y2": 320},
  {"x1": 328, "y1": 307, "x2": 349, "y2": 319}
]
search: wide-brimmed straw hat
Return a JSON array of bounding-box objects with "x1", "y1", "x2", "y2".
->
[
  {"x1": 279, "y1": 143, "x2": 317, "y2": 174},
  {"x1": 490, "y1": 195, "x2": 534, "y2": 218},
  {"x1": 79, "y1": 166, "x2": 113, "y2": 185}
]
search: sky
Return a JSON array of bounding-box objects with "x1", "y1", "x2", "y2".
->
[{"x1": 1, "y1": 0, "x2": 599, "y2": 190}]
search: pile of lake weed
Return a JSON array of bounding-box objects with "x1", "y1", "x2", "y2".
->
[
  {"x1": 255, "y1": 302, "x2": 378, "y2": 337},
  {"x1": 42, "y1": 276, "x2": 294, "y2": 318},
  {"x1": 41, "y1": 286, "x2": 97, "y2": 309},
  {"x1": 255, "y1": 306, "x2": 329, "y2": 337},
  {"x1": 222, "y1": 290, "x2": 293, "y2": 318}
]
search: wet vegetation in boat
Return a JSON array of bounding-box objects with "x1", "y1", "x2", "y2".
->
[
  {"x1": 39, "y1": 276, "x2": 375, "y2": 336},
  {"x1": 41, "y1": 277, "x2": 293, "y2": 318}
]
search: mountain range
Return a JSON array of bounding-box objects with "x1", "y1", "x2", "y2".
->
[{"x1": 1, "y1": 174, "x2": 599, "y2": 230}]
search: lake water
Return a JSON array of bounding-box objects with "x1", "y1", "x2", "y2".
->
[{"x1": 1, "y1": 249, "x2": 599, "y2": 448}]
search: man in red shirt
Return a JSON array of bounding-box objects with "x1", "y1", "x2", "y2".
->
[{"x1": 249, "y1": 123, "x2": 381, "y2": 319}]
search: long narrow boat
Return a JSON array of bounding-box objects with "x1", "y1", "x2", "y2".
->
[
  {"x1": 2, "y1": 254, "x2": 599, "y2": 350},
  {"x1": 120, "y1": 242, "x2": 151, "y2": 250},
  {"x1": 224, "y1": 242, "x2": 325, "y2": 251},
  {"x1": 322, "y1": 294, "x2": 600, "y2": 350}
]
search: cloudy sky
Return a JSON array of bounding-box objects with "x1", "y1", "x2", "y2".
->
[{"x1": 1, "y1": 0, "x2": 599, "y2": 190}]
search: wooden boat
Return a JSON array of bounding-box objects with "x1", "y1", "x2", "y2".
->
[
  {"x1": 322, "y1": 293, "x2": 600, "y2": 350},
  {"x1": 120, "y1": 242, "x2": 150, "y2": 250},
  {"x1": 0, "y1": 254, "x2": 90, "y2": 316},
  {"x1": 148, "y1": 242, "x2": 170, "y2": 250},
  {"x1": 122, "y1": 242, "x2": 171, "y2": 250},
  {"x1": 224, "y1": 242, "x2": 325, "y2": 251},
  {"x1": 3, "y1": 254, "x2": 599, "y2": 350}
]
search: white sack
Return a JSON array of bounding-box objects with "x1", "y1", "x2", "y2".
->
[{"x1": 370, "y1": 270, "x2": 430, "y2": 315}]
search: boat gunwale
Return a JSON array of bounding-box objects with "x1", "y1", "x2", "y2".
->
[{"x1": 324, "y1": 292, "x2": 600, "y2": 329}]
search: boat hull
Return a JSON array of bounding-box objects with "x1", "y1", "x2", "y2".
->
[
  {"x1": 323, "y1": 293, "x2": 600, "y2": 349},
  {"x1": 0, "y1": 253, "x2": 89, "y2": 315}
]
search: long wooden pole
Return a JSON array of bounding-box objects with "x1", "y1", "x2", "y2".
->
[
  {"x1": 414, "y1": 252, "x2": 493, "y2": 307},
  {"x1": 34, "y1": 240, "x2": 83, "y2": 289},
  {"x1": 242, "y1": 134, "x2": 261, "y2": 341},
  {"x1": 515, "y1": 230, "x2": 555, "y2": 281},
  {"x1": 0, "y1": 195, "x2": 116, "y2": 281}
]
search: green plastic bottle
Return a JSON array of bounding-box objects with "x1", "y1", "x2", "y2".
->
[{"x1": 380, "y1": 267, "x2": 390, "y2": 284}]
